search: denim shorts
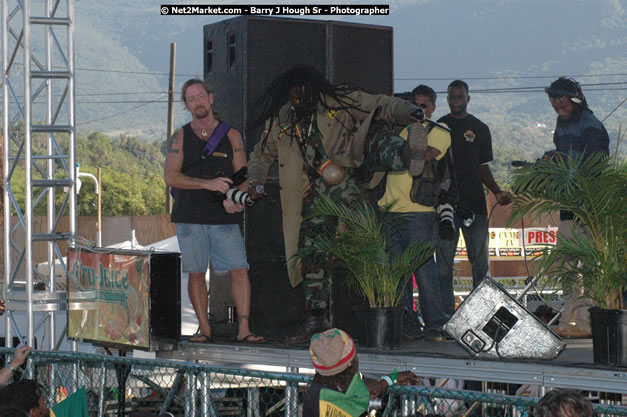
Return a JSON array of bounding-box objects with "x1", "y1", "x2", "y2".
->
[{"x1": 175, "y1": 223, "x2": 248, "y2": 273}]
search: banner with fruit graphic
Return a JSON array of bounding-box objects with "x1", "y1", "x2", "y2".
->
[{"x1": 67, "y1": 248, "x2": 150, "y2": 349}]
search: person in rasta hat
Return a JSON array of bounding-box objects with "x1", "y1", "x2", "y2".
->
[
  {"x1": 544, "y1": 77, "x2": 610, "y2": 338},
  {"x1": 302, "y1": 328, "x2": 419, "y2": 417}
]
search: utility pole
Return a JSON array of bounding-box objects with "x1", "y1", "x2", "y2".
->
[{"x1": 165, "y1": 42, "x2": 176, "y2": 213}]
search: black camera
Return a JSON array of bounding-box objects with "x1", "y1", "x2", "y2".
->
[
  {"x1": 410, "y1": 107, "x2": 425, "y2": 121},
  {"x1": 437, "y1": 191, "x2": 456, "y2": 240},
  {"x1": 511, "y1": 150, "x2": 559, "y2": 167},
  {"x1": 456, "y1": 205, "x2": 475, "y2": 228},
  {"x1": 436, "y1": 191, "x2": 475, "y2": 240},
  {"x1": 223, "y1": 167, "x2": 257, "y2": 207},
  {"x1": 206, "y1": 167, "x2": 255, "y2": 207},
  {"x1": 225, "y1": 188, "x2": 254, "y2": 206}
]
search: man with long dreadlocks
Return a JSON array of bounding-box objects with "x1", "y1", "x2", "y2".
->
[
  {"x1": 544, "y1": 76, "x2": 609, "y2": 338},
  {"x1": 247, "y1": 65, "x2": 426, "y2": 344}
]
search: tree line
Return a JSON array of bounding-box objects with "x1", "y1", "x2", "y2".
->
[{"x1": 3, "y1": 128, "x2": 525, "y2": 217}]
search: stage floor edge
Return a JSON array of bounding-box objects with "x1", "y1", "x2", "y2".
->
[{"x1": 156, "y1": 338, "x2": 627, "y2": 394}]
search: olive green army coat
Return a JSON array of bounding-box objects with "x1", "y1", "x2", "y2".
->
[{"x1": 247, "y1": 90, "x2": 416, "y2": 286}]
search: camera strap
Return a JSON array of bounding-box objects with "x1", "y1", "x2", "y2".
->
[{"x1": 201, "y1": 121, "x2": 232, "y2": 158}]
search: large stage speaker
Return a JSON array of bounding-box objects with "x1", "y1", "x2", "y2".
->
[
  {"x1": 443, "y1": 277, "x2": 565, "y2": 360},
  {"x1": 203, "y1": 16, "x2": 393, "y2": 338},
  {"x1": 203, "y1": 16, "x2": 393, "y2": 144},
  {"x1": 148, "y1": 252, "x2": 182, "y2": 347}
]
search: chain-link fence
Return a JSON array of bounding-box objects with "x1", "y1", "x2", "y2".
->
[{"x1": 2, "y1": 348, "x2": 626, "y2": 417}]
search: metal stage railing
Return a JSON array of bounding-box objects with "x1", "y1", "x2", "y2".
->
[{"x1": 2, "y1": 347, "x2": 626, "y2": 417}]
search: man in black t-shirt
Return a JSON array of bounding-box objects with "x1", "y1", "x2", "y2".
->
[{"x1": 436, "y1": 80, "x2": 511, "y2": 317}]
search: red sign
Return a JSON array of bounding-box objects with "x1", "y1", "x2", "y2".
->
[{"x1": 524, "y1": 228, "x2": 558, "y2": 245}]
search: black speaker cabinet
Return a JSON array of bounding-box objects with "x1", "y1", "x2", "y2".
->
[
  {"x1": 148, "y1": 251, "x2": 182, "y2": 347},
  {"x1": 67, "y1": 248, "x2": 181, "y2": 351},
  {"x1": 203, "y1": 16, "x2": 393, "y2": 149},
  {"x1": 203, "y1": 16, "x2": 393, "y2": 338},
  {"x1": 443, "y1": 277, "x2": 565, "y2": 360}
]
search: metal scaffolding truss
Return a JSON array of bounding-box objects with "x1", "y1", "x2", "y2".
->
[{"x1": 2, "y1": 0, "x2": 76, "y2": 350}]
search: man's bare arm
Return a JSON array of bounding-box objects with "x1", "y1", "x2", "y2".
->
[
  {"x1": 479, "y1": 164, "x2": 511, "y2": 205},
  {"x1": 164, "y1": 128, "x2": 232, "y2": 194}
]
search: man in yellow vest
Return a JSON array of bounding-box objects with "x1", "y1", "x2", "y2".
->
[{"x1": 378, "y1": 85, "x2": 452, "y2": 342}]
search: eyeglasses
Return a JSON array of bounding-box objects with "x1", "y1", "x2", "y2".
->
[{"x1": 186, "y1": 93, "x2": 208, "y2": 104}]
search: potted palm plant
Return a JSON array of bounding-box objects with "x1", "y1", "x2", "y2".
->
[
  {"x1": 295, "y1": 193, "x2": 435, "y2": 349},
  {"x1": 508, "y1": 148, "x2": 626, "y2": 366}
]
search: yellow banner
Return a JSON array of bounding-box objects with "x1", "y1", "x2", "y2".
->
[{"x1": 67, "y1": 249, "x2": 150, "y2": 348}]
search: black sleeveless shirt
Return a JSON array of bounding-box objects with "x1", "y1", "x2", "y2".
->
[{"x1": 170, "y1": 122, "x2": 243, "y2": 225}]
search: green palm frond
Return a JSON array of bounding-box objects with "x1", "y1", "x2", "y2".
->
[
  {"x1": 507, "y1": 144, "x2": 626, "y2": 310},
  {"x1": 295, "y1": 193, "x2": 435, "y2": 308}
]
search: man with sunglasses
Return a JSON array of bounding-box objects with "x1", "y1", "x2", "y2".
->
[
  {"x1": 378, "y1": 84, "x2": 452, "y2": 341},
  {"x1": 544, "y1": 77, "x2": 609, "y2": 338}
]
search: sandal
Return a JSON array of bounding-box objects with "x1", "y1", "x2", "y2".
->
[
  {"x1": 189, "y1": 333, "x2": 213, "y2": 343},
  {"x1": 235, "y1": 333, "x2": 265, "y2": 344}
]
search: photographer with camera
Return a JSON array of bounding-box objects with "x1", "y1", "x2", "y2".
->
[
  {"x1": 544, "y1": 77, "x2": 609, "y2": 338},
  {"x1": 436, "y1": 81, "x2": 512, "y2": 329},
  {"x1": 164, "y1": 79, "x2": 264, "y2": 344},
  {"x1": 378, "y1": 85, "x2": 452, "y2": 342}
]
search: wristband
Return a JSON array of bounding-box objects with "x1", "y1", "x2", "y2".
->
[
  {"x1": 380, "y1": 375, "x2": 394, "y2": 387},
  {"x1": 7, "y1": 363, "x2": 16, "y2": 372}
]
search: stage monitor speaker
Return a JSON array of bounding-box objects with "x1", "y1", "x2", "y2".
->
[
  {"x1": 203, "y1": 16, "x2": 393, "y2": 338},
  {"x1": 148, "y1": 252, "x2": 182, "y2": 346},
  {"x1": 244, "y1": 181, "x2": 305, "y2": 338},
  {"x1": 443, "y1": 277, "x2": 565, "y2": 360}
]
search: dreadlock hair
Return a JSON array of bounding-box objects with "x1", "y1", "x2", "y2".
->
[
  {"x1": 249, "y1": 65, "x2": 367, "y2": 150},
  {"x1": 545, "y1": 77, "x2": 591, "y2": 112},
  {"x1": 312, "y1": 355, "x2": 359, "y2": 392}
]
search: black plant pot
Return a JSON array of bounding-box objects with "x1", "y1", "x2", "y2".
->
[
  {"x1": 356, "y1": 306, "x2": 404, "y2": 350},
  {"x1": 589, "y1": 307, "x2": 627, "y2": 367}
]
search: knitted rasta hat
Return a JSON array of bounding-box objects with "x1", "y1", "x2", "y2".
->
[{"x1": 309, "y1": 328, "x2": 356, "y2": 376}]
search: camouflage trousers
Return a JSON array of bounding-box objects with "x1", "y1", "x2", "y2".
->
[{"x1": 299, "y1": 126, "x2": 407, "y2": 310}]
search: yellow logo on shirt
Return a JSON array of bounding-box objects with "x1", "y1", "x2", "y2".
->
[{"x1": 464, "y1": 130, "x2": 476, "y2": 142}]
